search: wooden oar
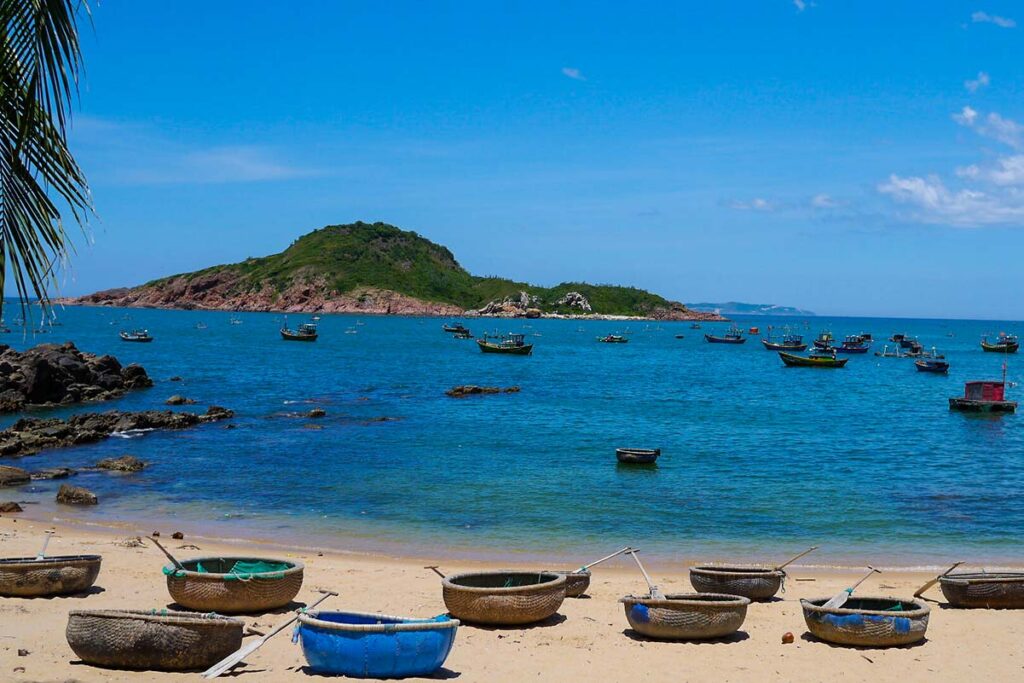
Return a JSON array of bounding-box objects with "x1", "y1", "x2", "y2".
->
[
  {"x1": 913, "y1": 561, "x2": 965, "y2": 598},
  {"x1": 146, "y1": 536, "x2": 185, "y2": 571},
  {"x1": 35, "y1": 531, "x2": 54, "y2": 560},
  {"x1": 201, "y1": 589, "x2": 337, "y2": 679},
  {"x1": 626, "y1": 548, "x2": 664, "y2": 599},
  {"x1": 774, "y1": 546, "x2": 819, "y2": 572},
  {"x1": 576, "y1": 546, "x2": 633, "y2": 573},
  {"x1": 424, "y1": 565, "x2": 446, "y2": 579},
  {"x1": 823, "y1": 566, "x2": 880, "y2": 609}
]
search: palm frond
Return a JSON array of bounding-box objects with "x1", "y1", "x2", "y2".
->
[{"x1": 0, "y1": 0, "x2": 93, "y2": 324}]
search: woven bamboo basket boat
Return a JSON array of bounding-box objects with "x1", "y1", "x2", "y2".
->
[
  {"x1": 939, "y1": 572, "x2": 1024, "y2": 609},
  {"x1": 66, "y1": 609, "x2": 243, "y2": 671},
  {"x1": 547, "y1": 569, "x2": 591, "y2": 598},
  {"x1": 620, "y1": 593, "x2": 749, "y2": 639},
  {"x1": 0, "y1": 555, "x2": 101, "y2": 597},
  {"x1": 801, "y1": 596, "x2": 930, "y2": 647},
  {"x1": 164, "y1": 556, "x2": 303, "y2": 613},
  {"x1": 442, "y1": 571, "x2": 566, "y2": 625},
  {"x1": 689, "y1": 565, "x2": 785, "y2": 600}
]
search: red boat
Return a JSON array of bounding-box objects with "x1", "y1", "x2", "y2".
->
[{"x1": 949, "y1": 380, "x2": 1016, "y2": 413}]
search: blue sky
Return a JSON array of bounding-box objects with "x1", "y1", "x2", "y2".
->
[{"x1": 59, "y1": 1, "x2": 1024, "y2": 318}]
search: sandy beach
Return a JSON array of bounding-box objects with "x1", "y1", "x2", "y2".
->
[{"x1": 1, "y1": 516, "x2": 1021, "y2": 683}]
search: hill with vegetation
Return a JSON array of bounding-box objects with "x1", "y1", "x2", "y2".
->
[{"x1": 68, "y1": 222, "x2": 720, "y2": 320}]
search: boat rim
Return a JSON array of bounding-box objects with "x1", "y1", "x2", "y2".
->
[
  {"x1": 442, "y1": 570, "x2": 566, "y2": 593},
  {"x1": 297, "y1": 610, "x2": 460, "y2": 632},
  {"x1": 619, "y1": 592, "x2": 751, "y2": 607},
  {"x1": 800, "y1": 596, "x2": 930, "y2": 617},
  {"x1": 939, "y1": 572, "x2": 1024, "y2": 585},
  {"x1": 0, "y1": 554, "x2": 102, "y2": 566},
  {"x1": 161, "y1": 556, "x2": 304, "y2": 578},
  {"x1": 689, "y1": 565, "x2": 783, "y2": 576},
  {"x1": 67, "y1": 609, "x2": 244, "y2": 625}
]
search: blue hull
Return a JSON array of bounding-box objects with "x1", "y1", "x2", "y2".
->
[{"x1": 298, "y1": 611, "x2": 458, "y2": 678}]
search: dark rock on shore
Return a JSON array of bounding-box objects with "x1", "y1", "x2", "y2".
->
[
  {"x1": 446, "y1": 385, "x2": 521, "y2": 398},
  {"x1": 0, "y1": 407, "x2": 234, "y2": 458},
  {"x1": 166, "y1": 395, "x2": 196, "y2": 405},
  {"x1": 31, "y1": 467, "x2": 75, "y2": 480},
  {"x1": 0, "y1": 501, "x2": 23, "y2": 513},
  {"x1": 0, "y1": 465, "x2": 30, "y2": 486},
  {"x1": 96, "y1": 455, "x2": 147, "y2": 472},
  {"x1": 0, "y1": 342, "x2": 153, "y2": 413},
  {"x1": 57, "y1": 483, "x2": 98, "y2": 505}
]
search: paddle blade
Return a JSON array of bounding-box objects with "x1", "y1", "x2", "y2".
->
[
  {"x1": 822, "y1": 589, "x2": 851, "y2": 610},
  {"x1": 201, "y1": 640, "x2": 262, "y2": 679}
]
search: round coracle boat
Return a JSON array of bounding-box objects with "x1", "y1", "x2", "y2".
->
[
  {"x1": 442, "y1": 571, "x2": 566, "y2": 625},
  {"x1": 547, "y1": 569, "x2": 591, "y2": 598},
  {"x1": 66, "y1": 609, "x2": 243, "y2": 671},
  {"x1": 164, "y1": 556, "x2": 303, "y2": 613},
  {"x1": 297, "y1": 610, "x2": 460, "y2": 678},
  {"x1": 689, "y1": 565, "x2": 785, "y2": 600},
  {"x1": 939, "y1": 572, "x2": 1024, "y2": 609},
  {"x1": 616, "y1": 448, "x2": 660, "y2": 464},
  {"x1": 620, "y1": 593, "x2": 750, "y2": 640},
  {"x1": 801, "y1": 596, "x2": 930, "y2": 647},
  {"x1": 0, "y1": 555, "x2": 101, "y2": 597}
]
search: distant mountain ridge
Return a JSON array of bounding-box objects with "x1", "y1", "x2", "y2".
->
[
  {"x1": 65, "y1": 221, "x2": 723, "y2": 320},
  {"x1": 686, "y1": 301, "x2": 815, "y2": 317}
]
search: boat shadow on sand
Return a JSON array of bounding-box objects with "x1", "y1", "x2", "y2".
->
[
  {"x1": 798, "y1": 632, "x2": 929, "y2": 649},
  {"x1": 461, "y1": 613, "x2": 568, "y2": 632},
  {"x1": 622, "y1": 629, "x2": 750, "y2": 644},
  {"x1": 162, "y1": 599, "x2": 306, "y2": 615},
  {"x1": 8, "y1": 585, "x2": 105, "y2": 600},
  {"x1": 300, "y1": 665, "x2": 462, "y2": 679}
]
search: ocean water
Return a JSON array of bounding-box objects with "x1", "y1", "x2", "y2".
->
[{"x1": 3, "y1": 307, "x2": 1023, "y2": 567}]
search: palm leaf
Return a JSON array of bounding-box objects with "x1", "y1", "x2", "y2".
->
[{"x1": 0, "y1": 0, "x2": 93, "y2": 325}]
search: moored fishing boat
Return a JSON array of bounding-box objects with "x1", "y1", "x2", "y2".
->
[
  {"x1": 597, "y1": 334, "x2": 628, "y2": 343},
  {"x1": 119, "y1": 329, "x2": 153, "y2": 343},
  {"x1": 441, "y1": 571, "x2": 566, "y2": 625},
  {"x1": 948, "y1": 378, "x2": 1017, "y2": 413},
  {"x1": 280, "y1": 321, "x2": 318, "y2": 341},
  {"x1": 939, "y1": 572, "x2": 1024, "y2": 609},
  {"x1": 981, "y1": 332, "x2": 1019, "y2": 353},
  {"x1": 476, "y1": 333, "x2": 533, "y2": 355},
  {"x1": 761, "y1": 326, "x2": 807, "y2": 351},
  {"x1": 915, "y1": 358, "x2": 949, "y2": 374},
  {"x1": 442, "y1": 322, "x2": 469, "y2": 334},
  {"x1": 705, "y1": 325, "x2": 745, "y2": 344},
  {"x1": 453, "y1": 329, "x2": 472, "y2": 339},
  {"x1": 296, "y1": 611, "x2": 459, "y2": 678},
  {"x1": 874, "y1": 345, "x2": 903, "y2": 358},
  {"x1": 778, "y1": 350, "x2": 848, "y2": 368},
  {"x1": 616, "y1": 447, "x2": 660, "y2": 464},
  {"x1": 812, "y1": 330, "x2": 834, "y2": 349},
  {"x1": 801, "y1": 596, "x2": 930, "y2": 647},
  {"x1": 836, "y1": 335, "x2": 870, "y2": 354}
]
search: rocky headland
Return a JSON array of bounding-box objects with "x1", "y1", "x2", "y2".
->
[{"x1": 60, "y1": 221, "x2": 725, "y2": 322}]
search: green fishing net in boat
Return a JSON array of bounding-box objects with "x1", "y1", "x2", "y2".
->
[{"x1": 162, "y1": 559, "x2": 292, "y2": 580}]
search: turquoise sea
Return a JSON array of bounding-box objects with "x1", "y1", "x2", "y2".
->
[{"x1": 3, "y1": 307, "x2": 1022, "y2": 567}]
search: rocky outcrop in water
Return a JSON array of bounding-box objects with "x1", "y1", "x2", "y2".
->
[
  {"x1": 96, "y1": 455, "x2": 147, "y2": 472},
  {"x1": 57, "y1": 484, "x2": 97, "y2": 505},
  {"x1": 0, "y1": 465, "x2": 30, "y2": 486},
  {"x1": 0, "y1": 407, "x2": 234, "y2": 458},
  {"x1": 0, "y1": 342, "x2": 153, "y2": 413}
]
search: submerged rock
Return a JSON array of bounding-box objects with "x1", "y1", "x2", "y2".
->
[
  {"x1": 307, "y1": 408, "x2": 326, "y2": 418},
  {"x1": 165, "y1": 395, "x2": 196, "y2": 405},
  {"x1": 0, "y1": 501, "x2": 23, "y2": 513},
  {"x1": 96, "y1": 456, "x2": 147, "y2": 472},
  {"x1": 0, "y1": 407, "x2": 234, "y2": 458},
  {"x1": 31, "y1": 467, "x2": 76, "y2": 480},
  {"x1": 0, "y1": 465, "x2": 30, "y2": 487},
  {"x1": 57, "y1": 483, "x2": 98, "y2": 505},
  {"x1": 446, "y1": 385, "x2": 521, "y2": 398},
  {"x1": 0, "y1": 342, "x2": 153, "y2": 412}
]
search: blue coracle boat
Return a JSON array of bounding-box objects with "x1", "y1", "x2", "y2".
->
[{"x1": 295, "y1": 610, "x2": 459, "y2": 678}]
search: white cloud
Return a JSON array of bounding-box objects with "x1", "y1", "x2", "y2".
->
[
  {"x1": 561, "y1": 67, "x2": 586, "y2": 81},
  {"x1": 965, "y1": 71, "x2": 990, "y2": 92},
  {"x1": 878, "y1": 174, "x2": 1024, "y2": 227},
  {"x1": 810, "y1": 193, "x2": 840, "y2": 208},
  {"x1": 729, "y1": 197, "x2": 775, "y2": 211},
  {"x1": 972, "y1": 11, "x2": 1016, "y2": 28},
  {"x1": 793, "y1": 0, "x2": 807, "y2": 11},
  {"x1": 952, "y1": 105, "x2": 978, "y2": 127}
]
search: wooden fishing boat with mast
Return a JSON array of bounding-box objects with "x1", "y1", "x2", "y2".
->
[
  {"x1": 981, "y1": 332, "x2": 1019, "y2": 353},
  {"x1": 281, "y1": 317, "x2": 318, "y2": 341},
  {"x1": 949, "y1": 363, "x2": 1017, "y2": 412},
  {"x1": 778, "y1": 349, "x2": 848, "y2": 368},
  {"x1": 761, "y1": 325, "x2": 807, "y2": 351},
  {"x1": 476, "y1": 333, "x2": 533, "y2": 355},
  {"x1": 705, "y1": 325, "x2": 746, "y2": 344}
]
